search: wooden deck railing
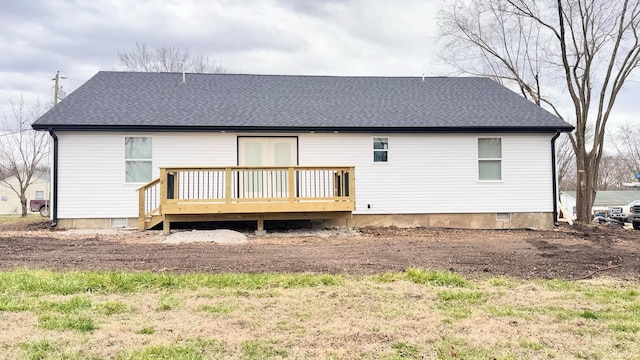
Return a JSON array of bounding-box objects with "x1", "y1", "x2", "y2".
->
[
  {"x1": 137, "y1": 178, "x2": 160, "y2": 230},
  {"x1": 138, "y1": 166, "x2": 355, "y2": 230}
]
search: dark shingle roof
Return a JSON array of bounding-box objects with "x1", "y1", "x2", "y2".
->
[{"x1": 33, "y1": 71, "x2": 573, "y2": 132}]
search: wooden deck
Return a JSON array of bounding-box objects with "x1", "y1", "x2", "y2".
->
[{"x1": 138, "y1": 166, "x2": 355, "y2": 232}]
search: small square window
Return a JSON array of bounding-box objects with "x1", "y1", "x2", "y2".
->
[
  {"x1": 373, "y1": 138, "x2": 388, "y2": 163},
  {"x1": 35, "y1": 191, "x2": 45, "y2": 200}
]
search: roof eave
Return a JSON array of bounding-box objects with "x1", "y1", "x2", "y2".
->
[{"x1": 33, "y1": 124, "x2": 576, "y2": 133}]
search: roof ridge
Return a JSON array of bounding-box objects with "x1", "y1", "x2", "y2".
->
[{"x1": 98, "y1": 70, "x2": 473, "y2": 80}]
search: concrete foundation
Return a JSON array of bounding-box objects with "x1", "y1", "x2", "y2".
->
[
  {"x1": 327, "y1": 212, "x2": 555, "y2": 230},
  {"x1": 56, "y1": 218, "x2": 139, "y2": 229},
  {"x1": 55, "y1": 212, "x2": 554, "y2": 230}
]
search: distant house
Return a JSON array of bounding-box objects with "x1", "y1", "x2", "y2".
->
[
  {"x1": 32, "y1": 71, "x2": 573, "y2": 231},
  {"x1": 560, "y1": 190, "x2": 640, "y2": 218},
  {"x1": 0, "y1": 172, "x2": 49, "y2": 215}
]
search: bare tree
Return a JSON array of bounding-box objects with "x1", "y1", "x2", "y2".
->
[
  {"x1": 439, "y1": 0, "x2": 640, "y2": 222},
  {"x1": 557, "y1": 132, "x2": 576, "y2": 191},
  {"x1": 558, "y1": 128, "x2": 630, "y2": 190},
  {"x1": 0, "y1": 96, "x2": 49, "y2": 217},
  {"x1": 596, "y1": 155, "x2": 633, "y2": 190},
  {"x1": 612, "y1": 122, "x2": 640, "y2": 179},
  {"x1": 118, "y1": 43, "x2": 228, "y2": 73}
]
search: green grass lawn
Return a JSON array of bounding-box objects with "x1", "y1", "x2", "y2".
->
[
  {"x1": 0, "y1": 214, "x2": 42, "y2": 222},
  {"x1": 0, "y1": 269, "x2": 638, "y2": 359}
]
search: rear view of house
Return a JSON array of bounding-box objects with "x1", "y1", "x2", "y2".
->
[{"x1": 32, "y1": 72, "x2": 573, "y2": 231}]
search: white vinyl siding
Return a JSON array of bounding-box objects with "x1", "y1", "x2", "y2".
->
[
  {"x1": 56, "y1": 132, "x2": 236, "y2": 218},
  {"x1": 55, "y1": 131, "x2": 554, "y2": 219},
  {"x1": 299, "y1": 133, "x2": 553, "y2": 214}
]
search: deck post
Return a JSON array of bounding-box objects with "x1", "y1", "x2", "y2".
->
[
  {"x1": 225, "y1": 168, "x2": 232, "y2": 203},
  {"x1": 163, "y1": 214, "x2": 171, "y2": 234},
  {"x1": 159, "y1": 168, "x2": 167, "y2": 207},
  {"x1": 348, "y1": 167, "x2": 356, "y2": 202},
  {"x1": 288, "y1": 167, "x2": 295, "y2": 202},
  {"x1": 159, "y1": 168, "x2": 168, "y2": 233},
  {"x1": 138, "y1": 188, "x2": 146, "y2": 230},
  {"x1": 255, "y1": 218, "x2": 266, "y2": 235}
]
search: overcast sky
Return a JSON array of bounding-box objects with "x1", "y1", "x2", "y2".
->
[
  {"x1": 0, "y1": 0, "x2": 446, "y2": 114},
  {"x1": 0, "y1": 0, "x2": 638, "y2": 127}
]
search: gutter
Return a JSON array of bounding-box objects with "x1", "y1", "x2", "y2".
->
[
  {"x1": 32, "y1": 124, "x2": 576, "y2": 134},
  {"x1": 550, "y1": 131, "x2": 562, "y2": 226},
  {"x1": 48, "y1": 130, "x2": 58, "y2": 228}
]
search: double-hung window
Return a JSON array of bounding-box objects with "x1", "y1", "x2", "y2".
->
[
  {"x1": 125, "y1": 137, "x2": 152, "y2": 183},
  {"x1": 373, "y1": 138, "x2": 388, "y2": 163},
  {"x1": 478, "y1": 138, "x2": 502, "y2": 181}
]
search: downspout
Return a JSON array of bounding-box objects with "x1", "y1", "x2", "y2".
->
[
  {"x1": 550, "y1": 131, "x2": 562, "y2": 226},
  {"x1": 48, "y1": 130, "x2": 58, "y2": 227}
]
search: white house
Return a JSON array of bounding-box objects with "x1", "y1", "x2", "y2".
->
[
  {"x1": 0, "y1": 172, "x2": 49, "y2": 215},
  {"x1": 560, "y1": 190, "x2": 640, "y2": 218},
  {"x1": 32, "y1": 72, "x2": 573, "y2": 231}
]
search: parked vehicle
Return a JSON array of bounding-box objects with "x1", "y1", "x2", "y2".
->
[
  {"x1": 608, "y1": 204, "x2": 630, "y2": 222},
  {"x1": 626, "y1": 200, "x2": 640, "y2": 230},
  {"x1": 29, "y1": 199, "x2": 49, "y2": 217}
]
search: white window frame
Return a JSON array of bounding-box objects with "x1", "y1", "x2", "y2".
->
[
  {"x1": 477, "y1": 137, "x2": 502, "y2": 181},
  {"x1": 124, "y1": 136, "x2": 153, "y2": 184},
  {"x1": 35, "y1": 191, "x2": 45, "y2": 200},
  {"x1": 373, "y1": 137, "x2": 389, "y2": 163}
]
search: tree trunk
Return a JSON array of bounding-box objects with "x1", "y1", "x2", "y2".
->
[
  {"x1": 20, "y1": 195, "x2": 28, "y2": 218},
  {"x1": 575, "y1": 152, "x2": 600, "y2": 223}
]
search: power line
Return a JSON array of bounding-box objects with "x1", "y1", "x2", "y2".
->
[
  {"x1": 0, "y1": 129, "x2": 38, "y2": 136},
  {"x1": 17, "y1": 80, "x2": 52, "y2": 91}
]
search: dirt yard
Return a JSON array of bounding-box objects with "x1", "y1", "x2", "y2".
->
[{"x1": 1, "y1": 220, "x2": 638, "y2": 281}]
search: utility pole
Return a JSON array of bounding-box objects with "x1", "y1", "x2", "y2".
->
[{"x1": 52, "y1": 71, "x2": 67, "y2": 105}]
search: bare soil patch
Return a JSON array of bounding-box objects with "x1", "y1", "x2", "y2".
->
[{"x1": 1, "y1": 220, "x2": 638, "y2": 280}]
